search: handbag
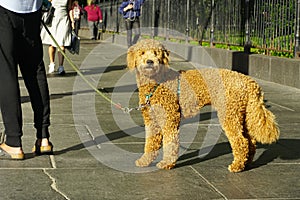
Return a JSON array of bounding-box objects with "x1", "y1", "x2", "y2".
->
[
  {"x1": 68, "y1": 31, "x2": 80, "y2": 55},
  {"x1": 43, "y1": 6, "x2": 55, "y2": 26},
  {"x1": 97, "y1": 22, "x2": 105, "y2": 40}
]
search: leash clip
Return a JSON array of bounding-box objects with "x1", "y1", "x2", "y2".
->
[
  {"x1": 145, "y1": 99, "x2": 151, "y2": 105},
  {"x1": 123, "y1": 107, "x2": 133, "y2": 114}
]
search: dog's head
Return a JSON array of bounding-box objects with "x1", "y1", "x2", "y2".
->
[{"x1": 127, "y1": 39, "x2": 170, "y2": 77}]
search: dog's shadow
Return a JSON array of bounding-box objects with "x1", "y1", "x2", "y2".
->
[{"x1": 176, "y1": 138, "x2": 300, "y2": 171}]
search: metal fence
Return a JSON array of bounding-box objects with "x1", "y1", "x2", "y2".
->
[{"x1": 95, "y1": 0, "x2": 300, "y2": 57}]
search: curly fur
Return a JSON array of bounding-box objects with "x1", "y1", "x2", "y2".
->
[{"x1": 127, "y1": 39, "x2": 280, "y2": 172}]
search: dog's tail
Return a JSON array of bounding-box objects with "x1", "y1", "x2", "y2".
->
[{"x1": 246, "y1": 82, "x2": 280, "y2": 144}]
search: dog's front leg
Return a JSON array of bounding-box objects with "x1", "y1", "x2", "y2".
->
[
  {"x1": 156, "y1": 127, "x2": 180, "y2": 170},
  {"x1": 135, "y1": 125, "x2": 162, "y2": 167}
]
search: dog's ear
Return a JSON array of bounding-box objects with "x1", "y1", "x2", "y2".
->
[
  {"x1": 162, "y1": 49, "x2": 170, "y2": 66},
  {"x1": 127, "y1": 46, "x2": 136, "y2": 71}
]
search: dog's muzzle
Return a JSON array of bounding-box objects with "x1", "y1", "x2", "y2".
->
[
  {"x1": 146, "y1": 59, "x2": 154, "y2": 65},
  {"x1": 144, "y1": 59, "x2": 155, "y2": 70}
]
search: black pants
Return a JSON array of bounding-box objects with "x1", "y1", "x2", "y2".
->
[
  {"x1": 125, "y1": 17, "x2": 140, "y2": 47},
  {"x1": 74, "y1": 19, "x2": 81, "y2": 35},
  {"x1": 0, "y1": 6, "x2": 51, "y2": 147}
]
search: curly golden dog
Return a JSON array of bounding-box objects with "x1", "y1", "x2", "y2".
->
[{"x1": 127, "y1": 39, "x2": 279, "y2": 172}]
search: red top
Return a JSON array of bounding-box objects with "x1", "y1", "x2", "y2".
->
[{"x1": 84, "y1": 5, "x2": 103, "y2": 22}]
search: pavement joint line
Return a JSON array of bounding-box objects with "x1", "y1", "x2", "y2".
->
[
  {"x1": 0, "y1": 167, "x2": 121, "y2": 170},
  {"x1": 43, "y1": 168, "x2": 70, "y2": 200},
  {"x1": 98, "y1": 142, "x2": 216, "y2": 145},
  {"x1": 49, "y1": 113, "x2": 75, "y2": 116},
  {"x1": 90, "y1": 76, "x2": 98, "y2": 84},
  {"x1": 270, "y1": 162, "x2": 300, "y2": 165},
  {"x1": 85, "y1": 124, "x2": 96, "y2": 141},
  {"x1": 0, "y1": 168, "x2": 55, "y2": 170},
  {"x1": 83, "y1": 124, "x2": 102, "y2": 149},
  {"x1": 198, "y1": 124, "x2": 221, "y2": 126},
  {"x1": 0, "y1": 163, "x2": 297, "y2": 170},
  {"x1": 189, "y1": 165, "x2": 228, "y2": 200},
  {"x1": 50, "y1": 155, "x2": 57, "y2": 169},
  {"x1": 268, "y1": 101, "x2": 295, "y2": 112},
  {"x1": 234, "y1": 198, "x2": 300, "y2": 200}
]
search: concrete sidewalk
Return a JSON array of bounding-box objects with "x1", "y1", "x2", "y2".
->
[{"x1": 0, "y1": 32, "x2": 299, "y2": 199}]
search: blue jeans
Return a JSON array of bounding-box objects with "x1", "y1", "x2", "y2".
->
[{"x1": 125, "y1": 17, "x2": 140, "y2": 47}]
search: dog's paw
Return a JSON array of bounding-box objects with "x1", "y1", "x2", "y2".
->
[
  {"x1": 135, "y1": 152, "x2": 157, "y2": 167},
  {"x1": 135, "y1": 158, "x2": 150, "y2": 167},
  {"x1": 228, "y1": 162, "x2": 245, "y2": 173},
  {"x1": 156, "y1": 160, "x2": 175, "y2": 170}
]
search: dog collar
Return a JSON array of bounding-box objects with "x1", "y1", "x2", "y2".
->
[
  {"x1": 144, "y1": 75, "x2": 181, "y2": 105},
  {"x1": 145, "y1": 84, "x2": 159, "y2": 105},
  {"x1": 177, "y1": 75, "x2": 181, "y2": 97}
]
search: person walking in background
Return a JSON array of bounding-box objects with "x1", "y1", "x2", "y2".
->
[
  {"x1": 84, "y1": 0, "x2": 103, "y2": 40},
  {"x1": 0, "y1": 0, "x2": 53, "y2": 159},
  {"x1": 70, "y1": 0, "x2": 83, "y2": 35},
  {"x1": 119, "y1": 0, "x2": 145, "y2": 47},
  {"x1": 41, "y1": 0, "x2": 73, "y2": 75}
]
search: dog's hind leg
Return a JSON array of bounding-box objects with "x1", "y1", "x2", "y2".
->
[
  {"x1": 239, "y1": 125, "x2": 257, "y2": 167},
  {"x1": 246, "y1": 137, "x2": 256, "y2": 166},
  {"x1": 227, "y1": 136, "x2": 250, "y2": 172},
  {"x1": 221, "y1": 113, "x2": 250, "y2": 172},
  {"x1": 216, "y1": 99, "x2": 252, "y2": 172},
  {"x1": 135, "y1": 125, "x2": 162, "y2": 167},
  {"x1": 224, "y1": 126, "x2": 250, "y2": 172}
]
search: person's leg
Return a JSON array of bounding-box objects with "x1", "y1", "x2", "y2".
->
[
  {"x1": 35, "y1": 60, "x2": 51, "y2": 143},
  {"x1": 125, "y1": 19, "x2": 133, "y2": 47},
  {"x1": 132, "y1": 18, "x2": 141, "y2": 45},
  {"x1": 21, "y1": 60, "x2": 51, "y2": 147},
  {"x1": 18, "y1": 10, "x2": 51, "y2": 147},
  {"x1": 88, "y1": 20, "x2": 95, "y2": 39},
  {"x1": 48, "y1": 45, "x2": 56, "y2": 63},
  {"x1": 57, "y1": 46, "x2": 65, "y2": 74},
  {"x1": 48, "y1": 45, "x2": 56, "y2": 73},
  {"x1": 0, "y1": 6, "x2": 23, "y2": 150},
  {"x1": 74, "y1": 19, "x2": 80, "y2": 35},
  {"x1": 94, "y1": 21, "x2": 99, "y2": 39},
  {"x1": 58, "y1": 46, "x2": 65, "y2": 66}
]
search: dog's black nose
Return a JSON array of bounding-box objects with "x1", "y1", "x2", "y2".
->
[{"x1": 146, "y1": 59, "x2": 154, "y2": 65}]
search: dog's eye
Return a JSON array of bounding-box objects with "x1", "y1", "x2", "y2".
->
[
  {"x1": 154, "y1": 51, "x2": 157, "y2": 56},
  {"x1": 138, "y1": 51, "x2": 144, "y2": 56}
]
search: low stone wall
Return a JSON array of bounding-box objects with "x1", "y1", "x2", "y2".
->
[
  {"x1": 90, "y1": 31, "x2": 300, "y2": 89},
  {"x1": 164, "y1": 41, "x2": 300, "y2": 89}
]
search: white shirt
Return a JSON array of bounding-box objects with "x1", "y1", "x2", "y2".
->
[{"x1": 0, "y1": 0, "x2": 42, "y2": 13}]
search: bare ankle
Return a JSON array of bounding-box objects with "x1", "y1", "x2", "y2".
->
[
  {"x1": 0, "y1": 143, "x2": 23, "y2": 154},
  {"x1": 41, "y1": 138, "x2": 49, "y2": 146}
]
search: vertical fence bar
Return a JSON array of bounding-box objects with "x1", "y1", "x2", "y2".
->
[
  {"x1": 263, "y1": 1, "x2": 266, "y2": 49},
  {"x1": 271, "y1": 0, "x2": 275, "y2": 49},
  {"x1": 116, "y1": 0, "x2": 119, "y2": 33},
  {"x1": 166, "y1": 0, "x2": 170, "y2": 40},
  {"x1": 295, "y1": 0, "x2": 300, "y2": 58},
  {"x1": 186, "y1": 0, "x2": 190, "y2": 43},
  {"x1": 245, "y1": 0, "x2": 251, "y2": 53},
  {"x1": 210, "y1": 0, "x2": 214, "y2": 47},
  {"x1": 266, "y1": 0, "x2": 271, "y2": 55},
  {"x1": 280, "y1": 0, "x2": 284, "y2": 50},
  {"x1": 287, "y1": 1, "x2": 291, "y2": 51},
  {"x1": 255, "y1": 0, "x2": 263, "y2": 48},
  {"x1": 151, "y1": 0, "x2": 155, "y2": 38}
]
